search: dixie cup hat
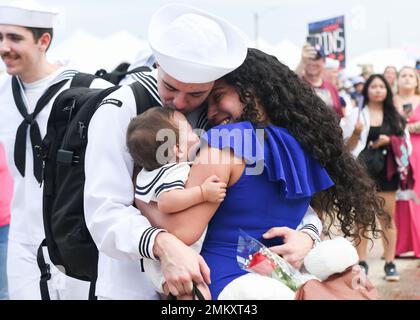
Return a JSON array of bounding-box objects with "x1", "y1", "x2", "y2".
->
[
  {"x1": 148, "y1": 3, "x2": 249, "y2": 83},
  {"x1": 0, "y1": 0, "x2": 59, "y2": 28}
]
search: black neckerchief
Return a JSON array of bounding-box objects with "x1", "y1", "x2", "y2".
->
[{"x1": 12, "y1": 76, "x2": 69, "y2": 183}]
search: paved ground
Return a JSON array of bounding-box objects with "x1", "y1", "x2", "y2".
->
[{"x1": 365, "y1": 237, "x2": 420, "y2": 300}]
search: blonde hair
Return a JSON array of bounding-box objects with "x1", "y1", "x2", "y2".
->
[{"x1": 398, "y1": 66, "x2": 420, "y2": 95}]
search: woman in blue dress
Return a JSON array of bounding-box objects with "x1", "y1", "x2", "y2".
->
[{"x1": 144, "y1": 49, "x2": 386, "y2": 299}]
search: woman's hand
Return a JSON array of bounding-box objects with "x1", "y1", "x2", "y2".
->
[
  {"x1": 353, "y1": 121, "x2": 364, "y2": 136},
  {"x1": 346, "y1": 120, "x2": 364, "y2": 151},
  {"x1": 262, "y1": 227, "x2": 314, "y2": 269},
  {"x1": 369, "y1": 134, "x2": 390, "y2": 149},
  {"x1": 403, "y1": 109, "x2": 414, "y2": 119}
]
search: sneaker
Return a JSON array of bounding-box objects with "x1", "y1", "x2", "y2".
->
[
  {"x1": 384, "y1": 262, "x2": 400, "y2": 281},
  {"x1": 358, "y1": 261, "x2": 369, "y2": 275}
]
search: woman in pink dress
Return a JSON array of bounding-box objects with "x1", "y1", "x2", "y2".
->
[
  {"x1": 394, "y1": 66, "x2": 420, "y2": 258},
  {"x1": 0, "y1": 142, "x2": 13, "y2": 299}
]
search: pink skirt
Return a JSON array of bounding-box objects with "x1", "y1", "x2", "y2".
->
[{"x1": 395, "y1": 200, "x2": 420, "y2": 258}]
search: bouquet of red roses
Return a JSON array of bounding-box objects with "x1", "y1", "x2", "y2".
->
[{"x1": 236, "y1": 230, "x2": 307, "y2": 292}]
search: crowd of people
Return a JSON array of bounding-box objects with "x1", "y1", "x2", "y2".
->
[
  {"x1": 296, "y1": 43, "x2": 420, "y2": 281},
  {"x1": 0, "y1": 0, "x2": 419, "y2": 301},
  {"x1": 296, "y1": 37, "x2": 420, "y2": 281}
]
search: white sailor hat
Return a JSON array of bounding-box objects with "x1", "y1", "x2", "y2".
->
[
  {"x1": 148, "y1": 3, "x2": 249, "y2": 84},
  {"x1": 0, "y1": 0, "x2": 59, "y2": 28}
]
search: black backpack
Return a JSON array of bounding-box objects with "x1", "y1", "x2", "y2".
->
[{"x1": 37, "y1": 72, "x2": 159, "y2": 300}]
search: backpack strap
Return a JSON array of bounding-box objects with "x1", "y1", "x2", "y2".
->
[
  {"x1": 166, "y1": 283, "x2": 206, "y2": 300},
  {"x1": 88, "y1": 279, "x2": 97, "y2": 300},
  {"x1": 37, "y1": 239, "x2": 51, "y2": 300},
  {"x1": 129, "y1": 81, "x2": 160, "y2": 115},
  {"x1": 96, "y1": 66, "x2": 152, "y2": 78},
  {"x1": 192, "y1": 283, "x2": 206, "y2": 300},
  {"x1": 37, "y1": 239, "x2": 98, "y2": 300},
  {"x1": 70, "y1": 72, "x2": 96, "y2": 88},
  {"x1": 125, "y1": 66, "x2": 152, "y2": 76},
  {"x1": 55, "y1": 84, "x2": 122, "y2": 168},
  {"x1": 95, "y1": 66, "x2": 152, "y2": 85}
]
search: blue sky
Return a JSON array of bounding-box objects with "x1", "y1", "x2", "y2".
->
[{"x1": 3, "y1": 0, "x2": 420, "y2": 60}]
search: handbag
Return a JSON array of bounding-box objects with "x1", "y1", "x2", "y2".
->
[
  {"x1": 295, "y1": 266, "x2": 379, "y2": 300},
  {"x1": 358, "y1": 147, "x2": 387, "y2": 174}
]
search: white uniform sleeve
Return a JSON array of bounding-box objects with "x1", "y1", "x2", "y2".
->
[
  {"x1": 84, "y1": 86, "x2": 163, "y2": 261},
  {"x1": 296, "y1": 206, "x2": 322, "y2": 241}
]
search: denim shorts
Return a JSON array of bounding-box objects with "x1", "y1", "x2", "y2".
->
[{"x1": 0, "y1": 224, "x2": 9, "y2": 300}]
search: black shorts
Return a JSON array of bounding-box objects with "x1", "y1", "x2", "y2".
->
[{"x1": 369, "y1": 163, "x2": 399, "y2": 192}]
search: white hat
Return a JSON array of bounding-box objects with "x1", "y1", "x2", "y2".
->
[
  {"x1": 304, "y1": 237, "x2": 359, "y2": 281},
  {"x1": 148, "y1": 3, "x2": 249, "y2": 83},
  {"x1": 0, "y1": 0, "x2": 58, "y2": 28},
  {"x1": 325, "y1": 57, "x2": 340, "y2": 70},
  {"x1": 352, "y1": 75, "x2": 366, "y2": 86},
  {"x1": 343, "y1": 80, "x2": 353, "y2": 89}
]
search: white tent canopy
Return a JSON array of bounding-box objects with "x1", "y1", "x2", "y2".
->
[
  {"x1": 274, "y1": 39, "x2": 301, "y2": 70},
  {"x1": 2, "y1": 32, "x2": 419, "y2": 82},
  {"x1": 251, "y1": 38, "x2": 301, "y2": 70},
  {"x1": 47, "y1": 29, "x2": 150, "y2": 74},
  {"x1": 0, "y1": 29, "x2": 151, "y2": 83},
  {"x1": 346, "y1": 47, "x2": 416, "y2": 77}
]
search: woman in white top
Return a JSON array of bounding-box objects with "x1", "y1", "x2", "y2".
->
[{"x1": 340, "y1": 74, "x2": 406, "y2": 282}]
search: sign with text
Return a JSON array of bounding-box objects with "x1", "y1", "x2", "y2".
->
[{"x1": 308, "y1": 16, "x2": 346, "y2": 68}]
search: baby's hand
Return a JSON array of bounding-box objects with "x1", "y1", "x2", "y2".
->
[{"x1": 201, "y1": 175, "x2": 227, "y2": 203}]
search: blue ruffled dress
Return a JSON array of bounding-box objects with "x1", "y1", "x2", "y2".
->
[{"x1": 199, "y1": 121, "x2": 334, "y2": 299}]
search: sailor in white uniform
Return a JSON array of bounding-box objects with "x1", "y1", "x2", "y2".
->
[{"x1": 0, "y1": 0, "x2": 110, "y2": 299}]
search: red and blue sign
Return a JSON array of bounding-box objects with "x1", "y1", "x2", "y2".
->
[{"x1": 308, "y1": 16, "x2": 346, "y2": 68}]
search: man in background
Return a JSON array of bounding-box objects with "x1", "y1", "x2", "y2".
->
[{"x1": 296, "y1": 43, "x2": 344, "y2": 119}]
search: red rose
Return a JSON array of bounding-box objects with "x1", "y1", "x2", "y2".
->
[{"x1": 248, "y1": 252, "x2": 276, "y2": 276}]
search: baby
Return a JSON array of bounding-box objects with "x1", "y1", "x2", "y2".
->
[{"x1": 126, "y1": 107, "x2": 226, "y2": 299}]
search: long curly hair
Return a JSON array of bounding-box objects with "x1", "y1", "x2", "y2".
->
[{"x1": 221, "y1": 48, "x2": 388, "y2": 243}]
